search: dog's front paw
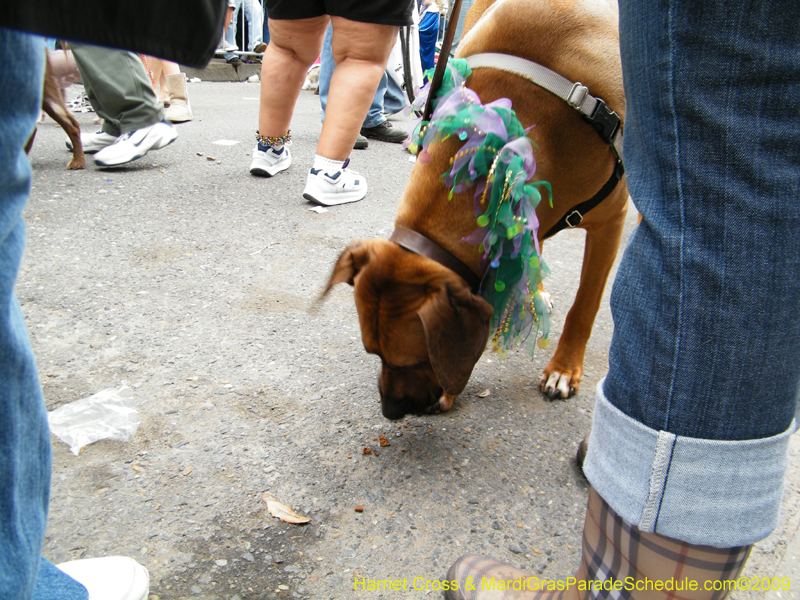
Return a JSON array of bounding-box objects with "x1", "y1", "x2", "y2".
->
[
  {"x1": 537, "y1": 283, "x2": 554, "y2": 313},
  {"x1": 67, "y1": 156, "x2": 85, "y2": 170},
  {"x1": 539, "y1": 291, "x2": 553, "y2": 312},
  {"x1": 539, "y1": 369, "x2": 578, "y2": 399},
  {"x1": 426, "y1": 392, "x2": 458, "y2": 414}
]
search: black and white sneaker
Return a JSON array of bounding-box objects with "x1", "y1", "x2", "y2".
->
[
  {"x1": 93, "y1": 120, "x2": 177, "y2": 167},
  {"x1": 66, "y1": 130, "x2": 117, "y2": 154},
  {"x1": 250, "y1": 144, "x2": 291, "y2": 177}
]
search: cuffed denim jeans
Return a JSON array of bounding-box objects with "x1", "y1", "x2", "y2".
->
[
  {"x1": 0, "y1": 28, "x2": 87, "y2": 599},
  {"x1": 584, "y1": 0, "x2": 800, "y2": 548}
]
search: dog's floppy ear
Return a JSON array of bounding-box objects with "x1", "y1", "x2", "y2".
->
[
  {"x1": 418, "y1": 279, "x2": 493, "y2": 396},
  {"x1": 322, "y1": 240, "x2": 373, "y2": 296}
]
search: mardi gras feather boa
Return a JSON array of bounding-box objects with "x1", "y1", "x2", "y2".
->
[{"x1": 407, "y1": 59, "x2": 552, "y2": 358}]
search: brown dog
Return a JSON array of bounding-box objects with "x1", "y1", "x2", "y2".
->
[
  {"x1": 25, "y1": 49, "x2": 85, "y2": 170},
  {"x1": 324, "y1": 0, "x2": 627, "y2": 419}
]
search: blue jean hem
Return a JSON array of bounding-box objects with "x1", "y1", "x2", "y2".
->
[{"x1": 584, "y1": 379, "x2": 797, "y2": 548}]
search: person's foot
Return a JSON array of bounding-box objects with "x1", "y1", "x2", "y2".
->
[
  {"x1": 226, "y1": 55, "x2": 243, "y2": 65},
  {"x1": 56, "y1": 556, "x2": 149, "y2": 600},
  {"x1": 93, "y1": 120, "x2": 177, "y2": 167},
  {"x1": 442, "y1": 487, "x2": 753, "y2": 600},
  {"x1": 216, "y1": 39, "x2": 238, "y2": 55},
  {"x1": 360, "y1": 121, "x2": 407, "y2": 143},
  {"x1": 250, "y1": 144, "x2": 291, "y2": 177},
  {"x1": 354, "y1": 135, "x2": 369, "y2": 150},
  {"x1": 302, "y1": 159, "x2": 367, "y2": 206},
  {"x1": 66, "y1": 130, "x2": 117, "y2": 154},
  {"x1": 253, "y1": 42, "x2": 267, "y2": 53}
]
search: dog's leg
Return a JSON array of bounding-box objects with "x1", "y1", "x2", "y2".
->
[
  {"x1": 537, "y1": 282, "x2": 554, "y2": 312},
  {"x1": 540, "y1": 207, "x2": 627, "y2": 399},
  {"x1": 427, "y1": 392, "x2": 459, "y2": 414},
  {"x1": 534, "y1": 241, "x2": 554, "y2": 312},
  {"x1": 24, "y1": 129, "x2": 37, "y2": 155},
  {"x1": 41, "y1": 64, "x2": 85, "y2": 170}
]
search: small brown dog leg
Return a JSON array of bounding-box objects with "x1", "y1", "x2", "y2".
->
[
  {"x1": 24, "y1": 129, "x2": 37, "y2": 155},
  {"x1": 41, "y1": 80, "x2": 85, "y2": 169},
  {"x1": 35, "y1": 50, "x2": 85, "y2": 169},
  {"x1": 427, "y1": 392, "x2": 458, "y2": 414}
]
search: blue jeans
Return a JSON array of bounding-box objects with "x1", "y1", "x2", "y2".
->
[
  {"x1": 225, "y1": 0, "x2": 264, "y2": 54},
  {"x1": 584, "y1": 0, "x2": 800, "y2": 548},
  {"x1": 418, "y1": 10, "x2": 438, "y2": 77},
  {"x1": 0, "y1": 28, "x2": 87, "y2": 600},
  {"x1": 318, "y1": 24, "x2": 406, "y2": 128}
]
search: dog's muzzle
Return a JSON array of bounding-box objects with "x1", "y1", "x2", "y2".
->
[{"x1": 378, "y1": 361, "x2": 443, "y2": 420}]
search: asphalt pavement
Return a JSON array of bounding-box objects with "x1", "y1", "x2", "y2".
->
[{"x1": 21, "y1": 71, "x2": 799, "y2": 599}]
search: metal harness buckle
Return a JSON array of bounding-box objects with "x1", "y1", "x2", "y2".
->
[
  {"x1": 567, "y1": 82, "x2": 589, "y2": 109},
  {"x1": 566, "y1": 210, "x2": 583, "y2": 228}
]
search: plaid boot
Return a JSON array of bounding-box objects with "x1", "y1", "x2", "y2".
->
[{"x1": 444, "y1": 488, "x2": 751, "y2": 600}]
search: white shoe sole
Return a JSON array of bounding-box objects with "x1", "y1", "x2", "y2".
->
[
  {"x1": 302, "y1": 179, "x2": 367, "y2": 206},
  {"x1": 250, "y1": 160, "x2": 290, "y2": 177}
]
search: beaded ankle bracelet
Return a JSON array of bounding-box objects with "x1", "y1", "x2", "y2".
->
[{"x1": 256, "y1": 130, "x2": 291, "y2": 147}]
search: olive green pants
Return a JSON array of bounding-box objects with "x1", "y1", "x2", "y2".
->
[{"x1": 71, "y1": 44, "x2": 164, "y2": 137}]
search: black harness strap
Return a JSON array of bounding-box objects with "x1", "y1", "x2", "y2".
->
[
  {"x1": 464, "y1": 53, "x2": 626, "y2": 237},
  {"x1": 542, "y1": 161, "x2": 625, "y2": 240}
]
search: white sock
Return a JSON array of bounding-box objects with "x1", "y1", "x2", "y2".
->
[{"x1": 313, "y1": 155, "x2": 345, "y2": 173}]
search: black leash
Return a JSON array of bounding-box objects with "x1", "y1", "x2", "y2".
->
[{"x1": 421, "y1": 0, "x2": 464, "y2": 123}]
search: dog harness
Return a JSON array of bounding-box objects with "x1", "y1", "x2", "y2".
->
[
  {"x1": 394, "y1": 53, "x2": 625, "y2": 356},
  {"x1": 465, "y1": 52, "x2": 625, "y2": 239}
]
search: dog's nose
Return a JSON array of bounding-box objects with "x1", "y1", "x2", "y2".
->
[{"x1": 379, "y1": 389, "x2": 443, "y2": 420}]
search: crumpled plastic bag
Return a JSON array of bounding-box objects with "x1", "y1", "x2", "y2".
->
[{"x1": 48, "y1": 383, "x2": 140, "y2": 455}]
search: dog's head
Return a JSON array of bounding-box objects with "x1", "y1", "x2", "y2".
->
[{"x1": 323, "y1": 239, "x2": 493, "y2": 419}]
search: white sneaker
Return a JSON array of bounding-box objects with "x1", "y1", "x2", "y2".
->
[
  {"x1": 250, "y1": 144, "x2": 291, "y2": 177},
  {"x1": 93, "y1": 120, "x2": 178, "y2": 167},
  {"x1": 66, "y1": 130, "x2": 117, "y2": 154},
  {"x1": 216, "y1": 39, "x2": 238, "y2": 54},
  {"x1": 302, "y1": 158, "x2": 367, "y2": 206},
  {"x1": 56, "y1": 556, "x2": 149, "y2": 600}
]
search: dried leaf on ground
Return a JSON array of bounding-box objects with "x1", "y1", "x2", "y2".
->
[{"x1": 261, "y1": 493, "x2": 311, "y2": 524}]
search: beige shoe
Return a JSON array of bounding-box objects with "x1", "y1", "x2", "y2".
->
[
  {"x1": 444, "y1": 488, "x2": 751, "y2": 600},
  {"x1": 163, "y1": 73, "x2": 193, "y2": 123}
]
